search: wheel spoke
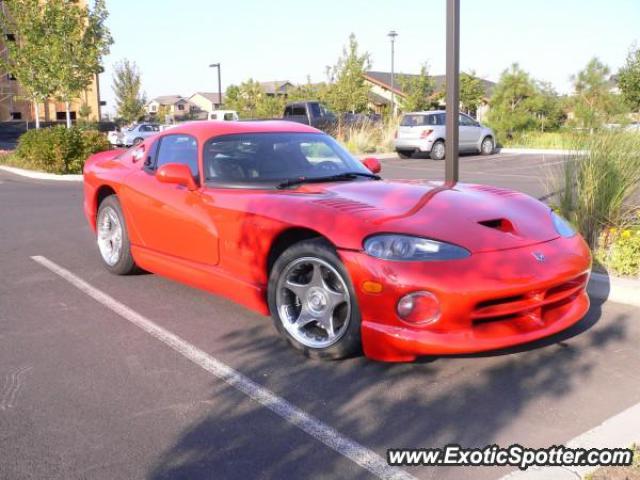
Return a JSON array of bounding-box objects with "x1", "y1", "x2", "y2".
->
[
  {"x1": 284, "y1": 279, "x2": 309, "y2": 300},
  {"x1": 309, "y1": 263, "x2": 326, "y2": 289},
  {"x1": 295, "y1": 308, "x2": 317, "y2": 329},
  {"x1": 317, "y1": 313, "x2": 335, "y2": 338},
  {"x1": 324, "y1": 287, "x2": 347, "y2": 308}
]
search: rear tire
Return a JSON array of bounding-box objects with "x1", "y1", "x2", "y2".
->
[
  {"x1": 132, "y1": 137, "x2": 144, "y2": 146},
  {"x1": 430, "y1": 140, "x2": 445, "y2": 160},
  {"x1": 96, "y1": 195, "x2": 138, "y2": 275},
  {"x1": 267, "y1": 239, "x2": 361, "y2": 360},
  {"x1": 396, "y1": 149, "x2": 413, "y2": 159}
]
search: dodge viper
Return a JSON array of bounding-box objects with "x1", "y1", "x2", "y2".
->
[{"x1": 83, "y1": 121, "x2": 591, "y2": 362}]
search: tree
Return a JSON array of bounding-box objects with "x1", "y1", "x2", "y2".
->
[
  {"x1": 618, "y1": 44, "x2": 640, "y2": 112},
  {"x1": 460, "y1": 71, "x2": 485, "y2": 116},
  {"x1": 571, "y1": 57, "x2": 618, "y2": 132},
  {"x1": 47, "y1": 0, "x2": 113, "y2": 127},
  {"x1": 112, "y1": 59, "x2": 146, "y2": 124},
  {"x1": 398, "y1": 64, "x2": 435, "y2": 112},
  {"x1": 287, "y1": 76, "x2": 328, "y2": 103},
  {"x1": 527, "y1": 81, "x2": 564, "y2": 132},
  {"x1": 325, "y1": 34, "x2": 371, "y2": 114},
  {"x1": 487, "y1": 64, "x2": 539, "y2": 138},
  {"x1": 0, "y1": 0, "x2": 57, "y2": 128}
]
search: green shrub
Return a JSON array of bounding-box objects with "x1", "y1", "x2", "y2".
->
[
  {"x1": 556, "y1": 132, "x2": 640, "y2": 248},
  {"x1": 337, "y1": 118, "x2": 397, "y2": 155},
  {"x1": 14, "y1": 126, "x2": 110, "y2": 174},
  {"x1": 596, "y1": 227, "x2": 640, "y2": 277}
]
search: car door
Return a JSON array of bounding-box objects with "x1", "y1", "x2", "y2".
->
[
  {"x1": 459, "y1": 114, "x2": 481, "y2": 150},
  {"x1": 122, "y1": 133, "x2": 219, "y2": 265}
]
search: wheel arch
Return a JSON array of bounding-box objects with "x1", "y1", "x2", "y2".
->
[
  {"x1": 266, "y1": 227, "x2": 334, "y2": 276},
  {"x1": 96, "y1": 184, "x2": 117, "y2": 212}
]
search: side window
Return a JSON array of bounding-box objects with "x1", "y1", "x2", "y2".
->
[
  {"x1": 284, "y1": 106, "x2": 293, "y2": 116},
  {"x1": 155, "y1": 134, "x2": 199, "y2": 178},
  {"x1": 144, "y1": 139, "x2": 160, "y2": 169},
  {"x1": 292, "y1": 106, "x2": 306, "y2": 116},
  {"x1": 459, "y1": 114, "x2": 476, "y2": 126}
]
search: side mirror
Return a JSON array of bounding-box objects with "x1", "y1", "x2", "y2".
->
[
  {"x1": 362, "y1": 157, "x2": 381, "y2": 174},
  {"x1": 156, "y1": 163, "x2": 198, "y2": 191}
]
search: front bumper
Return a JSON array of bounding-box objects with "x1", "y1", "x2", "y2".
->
[{"x1": 339, "y1": 235, "x2": 591, "y2": 362}]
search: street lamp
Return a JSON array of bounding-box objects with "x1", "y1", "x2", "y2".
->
[
  {"x1": 209, "y1": 63, "x2": 222, "y2": 109},
  {"x1": 387, "y1": 30, "x2": 398, "y2": 116}
]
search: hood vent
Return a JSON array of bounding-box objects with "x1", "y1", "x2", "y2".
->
[{"x1": 478, "y1": 218, "x2": 515, "y2": 234}]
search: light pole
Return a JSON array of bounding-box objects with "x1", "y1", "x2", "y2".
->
[
  {"x1": 445, "y1": 0, "x2": 460, "y2": 184},
  {"x1": 387, "y1": 30, "x2": 398, "y2": 116},
  {"x1": 209, "y1": 63, "x2": 222, "y2": 109}
]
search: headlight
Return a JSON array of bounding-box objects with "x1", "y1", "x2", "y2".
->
[
  {"x1": 363, "y1": 234, "x2": 470, "y2": 261},
  {"x1": 551, "y1": 211, "x2": 575, "y2": 238}
]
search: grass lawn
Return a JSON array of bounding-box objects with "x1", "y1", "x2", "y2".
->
[{"x1": 500, "y1": 131, "x2": 590, "y2": 150}]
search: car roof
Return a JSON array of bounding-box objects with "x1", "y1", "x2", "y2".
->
[{"x1": 159, "y1": 120, "x2": 322, "y2": 140}]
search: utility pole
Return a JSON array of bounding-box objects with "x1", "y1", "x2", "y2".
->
[
  {"x1": 387, "y1": 30, "x2": 398, "y2": 116},
  {"x1": 445, "y1": 0, "x2": 460, "y2": 184},
  {"x1": 209, "y1": 63, "x2": 222, "y2": 109}
]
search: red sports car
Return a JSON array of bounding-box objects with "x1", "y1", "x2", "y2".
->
[{"x1": 83, "y1": 121, "x2": 591, "y2": 362}]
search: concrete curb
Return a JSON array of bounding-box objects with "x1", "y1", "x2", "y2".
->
[
  {"x1": 588, "y1": 272, "x2": 640, "y2": 307},
  {"x1": 0, "y1": 165, "x2": 83, "y2": 182},
  {"x1": 358, "y1": 153, "x2": 398, "y2": 160},
  {"x1": 498, "y1": 147, "x2": 587, "y2": 155}
]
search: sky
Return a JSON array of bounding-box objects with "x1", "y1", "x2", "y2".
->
[{"x1": 99, "y1": 0, "x2": 640, "y2": 116}]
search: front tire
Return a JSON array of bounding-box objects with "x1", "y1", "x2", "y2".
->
[
  {"x1": 132, "y1": 137, "x2": 144, "y2": 146},
  {"x1": 430, "y1": 140, "x2": 445, "y2": 160},
  {"x1": 96, "y1": 195, "x2": 138, "y2": 275},
  {"x1": 480, "y1": 136, "x2": 494, "y2": 155},
  {"x1": 267, "y1": 239, "x2": 361, "y2": 360}
]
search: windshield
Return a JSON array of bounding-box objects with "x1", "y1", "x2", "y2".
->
[{"x1": 203, "y1": 132, "x2": 371, "y2": 187}]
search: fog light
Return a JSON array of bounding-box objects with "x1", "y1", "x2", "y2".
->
[{"x1": 396, "y1": 291, "x2": 441, "y2": 325}]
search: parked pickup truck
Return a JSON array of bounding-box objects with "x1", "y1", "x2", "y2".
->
[{"x1": 282, "y1": 101, "x2": 337, "y2": 130}]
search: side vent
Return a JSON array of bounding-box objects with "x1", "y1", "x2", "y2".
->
[{"x1": 478, "y1": 218, "x2": 515, "y2": 234}]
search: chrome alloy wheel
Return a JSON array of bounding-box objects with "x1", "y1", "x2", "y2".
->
[
  {"x1": 97, "y1": 206, "x2": 123, "y2": 266},
  {"x1": 275, "y1": 257, "x2": 351, "y2": 349}
]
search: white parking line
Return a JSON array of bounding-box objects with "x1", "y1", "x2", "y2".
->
[
  {"x1": 30, "y1": 255, "x2": 416, "y2": 480},
  {"x1": 499, "y1": 402, "x2": 640, "y2": 479}
]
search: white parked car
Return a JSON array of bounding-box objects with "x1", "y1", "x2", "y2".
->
[
  {"x1": 394, "y1": 110, "x2": 495, "y2": 160},
  {"x1": 208, "y1": 110, "x2": 239, "y2": 121},
  {"x1": 108, "y1": 123, "x2": 161, "y2": 147}
]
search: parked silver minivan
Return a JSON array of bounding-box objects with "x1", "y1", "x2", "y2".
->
[{"x1": 394, "y1": 110, "x2": 495, "y2": 160}]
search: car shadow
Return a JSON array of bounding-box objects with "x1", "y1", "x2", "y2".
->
[{"x1": 146, "y1": 290, "x2": 629, "y2": 480}]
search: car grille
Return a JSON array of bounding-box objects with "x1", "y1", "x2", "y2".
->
[{"x1": 471, "y1": 273, "x2": 589, "y2": 327}]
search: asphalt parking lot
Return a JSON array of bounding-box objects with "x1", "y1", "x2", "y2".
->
[{"x1": 1, "y1": 153, "x2": 639, "y2": 480}]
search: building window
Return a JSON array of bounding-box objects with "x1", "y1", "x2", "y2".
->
[
  {"x1": 56, "y1": 111, "x2": 76, "y2": 121},
  {"x1": 5, "y1": 33, "x2": 16, "y2": 42},
  {"x1": 149, "y1": 104, "x2": 157, "y2": 112},
  {"x1": 177, "y1": 103, "x2": 185, "y2": 111},
  {"x1": 11, "y1": 112, "x2": 22, "y2": 120},
  {"x1": 6, "y1": 73, "x2": 16, "y2": 81}
]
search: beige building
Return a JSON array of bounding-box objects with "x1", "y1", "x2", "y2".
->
[
  {"x1": 0, "y1": 0, "x2": 103, "y2": 122},
  {"x1": 363, "y1": 71, "x2": 495, "y2": 121},
  {"x1": 188, "y1": 92, "x2": 223, "y2": 113}
]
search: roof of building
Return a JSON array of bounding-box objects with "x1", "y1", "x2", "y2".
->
[
  {"x1": 150, "y1": 95, "x2": 188, "y2": 105},
  {"x1": 364, "y1": 71, "x2": 496, "y2": 98},
  {"x1": 259, "y1": 80, "x2": 294, "y2": 95},
  {"x1": 190, "y1": 92, "x2": 224, "y2": 104}
]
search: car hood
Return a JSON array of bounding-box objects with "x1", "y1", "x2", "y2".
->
[{"x1": 294, "y1": 180, "x2": 559, "y2": 253}]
